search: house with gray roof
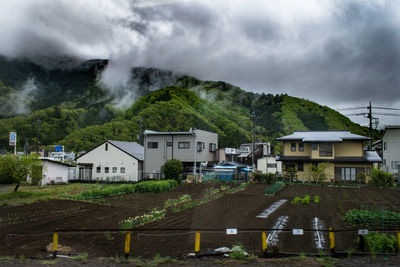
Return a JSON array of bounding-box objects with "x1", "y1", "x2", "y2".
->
[
  {"x1": 144, "y1": 128, "x2": 218, "y2": 178},
  {"x1": 75, "y1": 140, "x2": 144, "y2": 182},
  {"x1": 276, "y1": 131, "x2": 382, "y2": 183}
]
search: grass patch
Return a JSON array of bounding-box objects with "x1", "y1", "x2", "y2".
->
[
  {"x1": 0, "y1": 256, "x2": 14, "y2": 262},
  {"x1": 40, "y1": 259, "x2": 57, "y2": 265},
  {"x1": 70, "y1": 252, "x2": 88, "y2": 262}
]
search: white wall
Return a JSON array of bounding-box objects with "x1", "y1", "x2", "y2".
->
[
  {"x1": 77, "y1": 142, "x2": 140, "y2": 182},
  {"x1": 257, "y1": 157, "x2": 282, "y2": 174},
  {"x1": 41, "y1": 161, "x2": 70, "y2": 185},
  {"x1": 382, "y1": 128, "x2": 400, "y2": 176}
]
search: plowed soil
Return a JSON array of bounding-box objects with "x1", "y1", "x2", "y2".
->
[{"x1": 1, "y1": 184, "x2": 400, "y2": 259}]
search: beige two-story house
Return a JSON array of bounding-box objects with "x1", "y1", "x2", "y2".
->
[{"x1": 276, "y1": 131, "x2": 382, "y2": 183}]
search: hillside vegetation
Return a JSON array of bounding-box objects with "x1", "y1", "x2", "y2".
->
[{"x1": 0, "y1": 58, "x2": 375, "y2": 153}]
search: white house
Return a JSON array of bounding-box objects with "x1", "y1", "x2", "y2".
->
[
  {"x1": 382, "y1": 125, "x2": 400, "y2": 181},
  {"x1": 40, "y1": 159, "x2": 75, "y2": 185},
  {"x1": 257, "y1": 156, "x2": 282, "y2": 174},
  {"x1": 76, "y1": 140, "x2": 144, "y2": 182}
]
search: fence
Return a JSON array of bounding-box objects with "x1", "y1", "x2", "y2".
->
[{"x1": 12, "y1": 227, "x2": 400, "y2": 259}]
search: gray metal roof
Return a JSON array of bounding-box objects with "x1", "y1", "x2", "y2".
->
[
  {"x1": 108, "y1": 140, "x2": 144, "y2": 161},
  {"x1": 276, "y1": 131, "x2": 370, "y2": 142},
  {"x1": 364, "y1": 151, "x2": 382, "y2": 163},
  {"x1": 144, "y1": 130, "x2": 194, "y2": 135}
]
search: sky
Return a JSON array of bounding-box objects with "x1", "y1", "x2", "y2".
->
[{"x1": 1, "y1": 0, "x2": 400, "y2": 127}]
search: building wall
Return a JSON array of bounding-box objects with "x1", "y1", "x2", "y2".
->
[
  {"x1": 334, "y1": 141, "x2": 363, "y2": 157},
  {"x1": 382, "y1": 128, "x2": 400, "y2": 176},
  {"x1": 41, "y1": 161, "x2": 69, "y2": 185},
  {"x1": 77, "y1": 142, "x2": 140, "y2": 182},
  {"x1": 283, "y1": 161, "x2": 373, "y2": 182},
  {"x1": 257, "y1": 157, "x2": 282, "y2": 174},
  {"x1": 144, "y1": 130, "x2": 218, "y2": 175}
]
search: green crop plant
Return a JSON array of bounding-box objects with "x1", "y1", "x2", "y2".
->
[
  {"x1": 301, "y1": 194, "x2": 310, "y2": 204},
  {"x1": 314, "y1": 195, "x2": 320, "y2": 204},
  {"x1": 120, "y1": 208, "x2": 167, "y2": 229},
  {"x1": 364, "y1": 232, "x2": 398, "y2": 255},
  {"x1": 345, "y1": 209, "x2": 400, "y2": 226},
  {"x1": 265, "y1": 182, "x2": 285, "y2": 195}
]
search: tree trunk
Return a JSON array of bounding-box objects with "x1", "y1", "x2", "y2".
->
[{"x1": 14, "y1": 183, "x2": 20, "y2": 192}]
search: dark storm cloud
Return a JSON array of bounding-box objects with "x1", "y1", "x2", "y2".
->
[{"x1": 1, "y1": 0, "x2": 400, "y2": 116}]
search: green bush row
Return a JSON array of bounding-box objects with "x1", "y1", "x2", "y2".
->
[
  {"x1": 345, "y1": 209, "x2": 400, "y2": 226},
  {"x1": 76, "y1": 180, "x2": 178, "y2": 199},
  {"x1": 265, "y1": 182, "x2": 285, "y2": 195},
  {"x1": 364, "y1": 232, "x2": 399, "y2": 254}
]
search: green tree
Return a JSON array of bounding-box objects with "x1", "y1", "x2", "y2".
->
[
  {"x1": 370, "y1": 168, "x2": 394, "y2": 187},
  {"x1": 162, "y1": 159, "x2": 184, "y2": 183},
  {"x1": 0, "y1": 154, "x2": 42, "y2": 191},
  {"x1": 311, "y1": 162, "x2": 328, "y2": 183}
]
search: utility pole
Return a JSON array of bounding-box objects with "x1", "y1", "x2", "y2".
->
[
  {"x1": 252, "y1": 111, "x2": 256, "y2": 171},
  {"x1": 367, "y1": 102, "x2": 372, "y2": 150},
  {"x1": 36, "y1": 119, "x2": 41, "y2": 154}
]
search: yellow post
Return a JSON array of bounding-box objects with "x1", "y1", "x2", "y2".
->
[
  {"x1": 262, "y1": 232, "x2": 268, "y2": 252},
  {"x1": 397, "y1": 230, "x2": 400, "y2": 254},
  {"x1": 329, "y1": 227, "x2": 335, "y2": 256},
  {"x1": 124, "y1": 231, "x2": 132, "y2": 258},
  {"x1": 52, "y1": 232, "x2": 58, "y2": 258},
  {"x1": 195, "y1": 231, "x2": 200, "y2": 253}
]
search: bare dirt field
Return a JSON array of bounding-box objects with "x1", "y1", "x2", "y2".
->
[{"x1": 1, "y1": 183, "x2": 400, "y2": 261}]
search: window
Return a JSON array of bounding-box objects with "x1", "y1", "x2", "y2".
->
[
  {"x1": 105, "y1": 143, "x2": 108, "y2": 151},
  {"x1": 96, "y1": 167, "x2": 101, "y2": 173},
  {"x1": 298, "y1": 162, "x2": 304, "y2": 172},
  {"x1": 299, "y1": 142, "x2": 304, "y2": 152},
  {"x1": 104, "y1": 167, "x2": 109, "y2": 173},
  {"x1": 391, "y1": 161, "x2": 400, "y2": 170},
  {"x1": 319, "y1": 143, "x2": 332, "y2": 157},
  {"x1": 166, "y1": 141, "x2": 173, "y2": 147},
  {"x1": 120, "y1": 167, "x2": 125, "y2": 173},
  {"x1": 148, "y1": 142, "x2": 158, "y2": 149},
  {"x1": 341, "y1": 167, "x2": 356, "y2": 181},
  {"x1": 383, "y1": 141, "x2": 386, "y2": 150},
  {"x1": 366, "y1": 167, "x2": 371, "y2": 175},
  {"x1": 285, "y1": 164, "x2": 295, "y2": 171},
  {"x1": 383, "y1": 159, "x2": 386, "y2": 165},
  {"x1": 291, "y1": 143, "x2": 296, "y2": 151},
  {"x1": 210, "y1": 143, "x2": 217, "y2": 152},
  {"x1": 178, "y1": 142, "x2": 190, "y2": 149},
  {"x1": 267, "y1": 163, "x2": 277, "y2": 168},
  {"x1": 197, "y1": 142, "x2": 205, "y2": 151},
  {"x1": 112, "y1": 167, "x2": 117, "y2": 173},
  {"x1": 312, "y1": 143, "x2": 318, "y2": 150}
]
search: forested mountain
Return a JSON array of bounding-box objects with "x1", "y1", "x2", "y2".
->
[{"x1": 0, "y1": 57, "x2": 377, "y2": 153}]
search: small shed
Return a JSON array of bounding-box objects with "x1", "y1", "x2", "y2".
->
[
  {"x1": 40, "y1": 159, "x2": 75, "y2": 185},
  {"x1": 214, "y1": 162, "x2": 250, "y2": 181}
]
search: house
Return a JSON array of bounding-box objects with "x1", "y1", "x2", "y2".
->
[
  {"x1": 382, "y1": 125, "x2": 400, "y2": 181},
  {"x1": 257, "y1": 156, "x2": 282, "y2": 174},
  {"x1": 75, "y1": 140, "x2": 144, "y2": 182},
  {"x1": 143, "y1": 128, "x2": 218, "y2": 178},
  {"x1": 40, "y1": 159, "x2": 75, "y2": 185},
  {"x1": 276, "y1": 131, "x2": 382, "y2": 183},
  {"x1": 237, "y1": 142, "x2": 271, "y2": 168}
]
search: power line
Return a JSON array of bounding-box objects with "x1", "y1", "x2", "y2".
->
[
  {"x1": 336, "y1": 107, "x2": 367, "y2": 111},
  {"x1": 373, "y1": 113, "x2": 400, "y2": 116},
  {"x1": 372, "y1": 106, "x2": 400, "y2": 111}
]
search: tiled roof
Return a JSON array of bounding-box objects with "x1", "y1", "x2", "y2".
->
[{"x1": 276, "y1": 131, "x2": 370, "y2": 142}]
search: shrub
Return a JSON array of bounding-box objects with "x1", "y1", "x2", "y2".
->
[
  {"x1": 369, "y1": 168, "x2": 394, "y2": 187},
  {"x1": 253, "y1": 173, "x2": 276, "y2": 184},
  {"x1": 345, "y1": 209, "x2": 400, "y2": 226},
  {"x1": 265, "y1": 182, "x2": 285, "y2": 195},
  {"x1": 162, "y1": 159, "x2": 183, "y2": 183},
  {"x1": 311, "y1": 162, "x2": 328, "y2": 183},
  {"x1": 364, "y1": 232, "x2": 398, "y2": 254}
]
